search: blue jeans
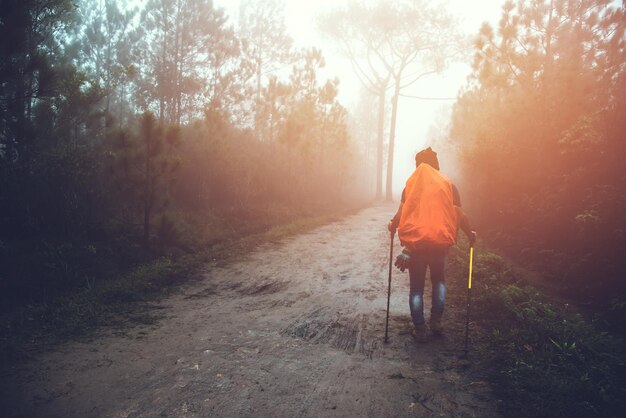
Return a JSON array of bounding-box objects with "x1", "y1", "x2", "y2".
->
[{"x1": 408, "y1": 249, "x2": 447, "y2": 327}]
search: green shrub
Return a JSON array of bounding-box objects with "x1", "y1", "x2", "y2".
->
[{"x1": 476, "y1": 279, "x2": 626, "y2": 417}]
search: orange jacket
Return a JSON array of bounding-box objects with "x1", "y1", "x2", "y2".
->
[{"x1": 398, "y1": 164, "x2": 458, "y2": 251}]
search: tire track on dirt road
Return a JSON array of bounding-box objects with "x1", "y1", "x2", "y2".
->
[{"x1": 1, "y1": 204, "x2": 497, "y2": 417}]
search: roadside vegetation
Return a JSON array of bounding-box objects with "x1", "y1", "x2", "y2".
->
[
  {"x1": 448, "y1": 245, "x2": 626, "y2": 417},
  {"x1": 445, "y1": 2, "x2": 626, "y2": 413},
  {"x1": 0, "y1": 205, "x2": 364, "y2": 363},
  {"x1": 449, "y1": 0, "x2": 626, "y2": 335},
  {"x1": 0, "y1": 0, "x2": 371, "y2": 364}
]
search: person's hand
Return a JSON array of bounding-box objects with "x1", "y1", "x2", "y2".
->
[
  {"x1": 387, "y1": 220, "x2": 396, "y2": 234},
  {"x1": 469, "y1": 230, "x2": 477, "y2": 247}
]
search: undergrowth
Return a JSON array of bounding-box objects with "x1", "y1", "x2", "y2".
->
[
  {"x1": 465, "y1": 248, "x2": 626, "y2": 417},
  {"x1": 0, "y1": 204, "x2": 364, "y2": 365}
]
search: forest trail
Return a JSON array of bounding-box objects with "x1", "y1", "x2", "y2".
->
[{"x1": 1, "y1": 205, "x2": 497, "y2": 417}]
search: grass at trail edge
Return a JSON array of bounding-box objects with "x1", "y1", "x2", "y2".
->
[
  {"x1": 0, "y1": 204, "x2": 364, "y2": 365},
  {"x1": 447, "y1": 243, "x2": 626, "y2": 417}
]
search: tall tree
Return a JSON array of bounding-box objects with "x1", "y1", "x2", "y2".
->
[
  {"x1": 367, "y1": 1, "x2": 460, "y2": 201},
  {"x1": 0, "y1": 0, "x2": 75, "y2": 162},
  {"x1": 451, "y1": 0, "x2": 625, "y2": 302},
  {"x1": 280, "y1": 49, "x2": 351, "y2": 194},
  {"x1": 110, "y1": 112, "x2": 180, "y2": 246},
  {"x1": 77, "y1": 0, "x2": 138, "y2": 137},
  {"x1": 349, "y1": 89, "x2": 380, "y2": 195},
  {"x1": 238, "y1": 0, "x2": 293, "y2": 140},
  {"x1": 320, "y1": 0, "x2": 460, "y2": 201},
  {"x1": 318, "y1": 2, "x2": 390, "y2": 200},
  {"x1": 202, "y1": 6, "x2": 250, "y2": 124},
  {"x1": 139, "y1": 0, "x2": 231, "y2": 125}
]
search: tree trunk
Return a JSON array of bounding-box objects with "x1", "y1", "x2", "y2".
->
[
  {"x1": 143, "y1": 118, "x2": 153, "y2": 247},
  {"x1": 376, "y1": 88, "x2": 385, "y2": 200},
  {"x1": 119, "y1": 79, "x2": 125, "y2": 129},
  {"x1": 269, "y1": 88, "x2": 275, "y2": 142},
  {"x1": 385, "y1": 81, "x2": 400, "y2": 202},
  {"x1": 143, "y1": 202, "x2": 151, "y2": 246},
  {"x1": 175, "y1": 0, "x2": 182, "y2": 126},
  {"x1": 159, "y1": 8, "x2": 168, "y2": 126},
  {"x1": 254, "y1": 59, "x2": 262, "y2": 140},
  {"x1": 105, "y1": 16, "x2": 112, "y2": 139}
]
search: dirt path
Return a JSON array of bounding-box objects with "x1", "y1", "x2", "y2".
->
[{"x1": 1, "y1": 205, "x2": 497, "y2": 417}]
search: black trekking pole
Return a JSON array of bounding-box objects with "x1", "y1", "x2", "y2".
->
[
  {"x1": 384, "y1": 231, "x2": 394, "y2": 343},
  {"x1": 463, "y1": 245, "x2": 475, "y2": 358}
]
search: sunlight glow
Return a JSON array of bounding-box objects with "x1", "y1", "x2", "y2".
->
[{"x1": 214, "y1": 0, "x2": 508, "y2": 196}]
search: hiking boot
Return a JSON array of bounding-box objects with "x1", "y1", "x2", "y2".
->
[
  {"x1": 412, "y1": 324, "x2": 427, "y2": 343},
  {"x1": 430, "y1": 313, "x2": 444, "y2": 336}
]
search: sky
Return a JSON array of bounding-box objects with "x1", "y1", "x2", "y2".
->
[{"x1": 214, "y1": 0, "x2": 508, "y2": 196}]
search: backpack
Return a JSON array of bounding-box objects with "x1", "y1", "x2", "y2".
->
[{"x1": 398, "y1": 163, "x2": 457, "y2": 251}]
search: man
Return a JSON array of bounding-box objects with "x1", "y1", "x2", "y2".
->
[{"x1": 388, "y1": 147, "x2": 475, "y2": 342}]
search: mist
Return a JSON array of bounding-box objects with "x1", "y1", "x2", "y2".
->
[{"x1": 1, "y1": 1, "x2": 625, "y2": 416}]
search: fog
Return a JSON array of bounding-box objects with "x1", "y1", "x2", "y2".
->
[{"x1": 215, "y1": 0, "x2": 507, "y2": 197}]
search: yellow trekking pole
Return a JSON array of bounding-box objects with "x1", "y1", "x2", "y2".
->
[{"x1": 463, "y1": 245, "x2": 475, "y2": 358}]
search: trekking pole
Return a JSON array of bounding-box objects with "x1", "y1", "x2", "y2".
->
[
  {"x1": 463, "y1": 245, "x2": 475, "y2": 358},
  {"x1": 384, "y1": 231, "x2": 394, "y2": 343}
]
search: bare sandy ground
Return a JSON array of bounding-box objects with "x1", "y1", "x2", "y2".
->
[{"x1": 1, "y1": 205, "x2": 497, "y2": 417}]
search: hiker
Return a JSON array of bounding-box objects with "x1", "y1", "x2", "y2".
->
[{"x1": 388, "y1": 147, "x2": 476, "y2": 342}]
